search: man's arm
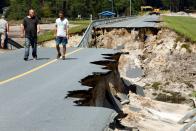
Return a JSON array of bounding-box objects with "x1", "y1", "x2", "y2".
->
[
  {"x1": 6, "y1": 22, "x2": 9, "y2": 35},
  {"x1": 54, "y1": 21, "x2": 57, "y2": 37},
  {"x1": 21, "y1": 24, "x2": 25, "y2": 38},
  {"x1": 66, "y1": 20, "x2": 69, "y2": 39},
  {"x1": 36, "y1": 17, "x2": 40, "y2": 34},
  {"x1": 37, "y1": 24, "x2": 40, "y2": 34},
  {"x1": 66, "y1": 27, "x2": 69, "y2": 39},
  {"x1": 21, "y1": 18, "x2": 25, "y2": 38}
]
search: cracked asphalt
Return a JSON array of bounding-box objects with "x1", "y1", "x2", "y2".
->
[{"x1": 0, "y1": 47, "x2": 117, "y2": 131}]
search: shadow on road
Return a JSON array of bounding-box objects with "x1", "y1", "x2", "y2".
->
[
  {"x1": 27, "y1": 57, "x2": 78, "y2": 61},
  {"x1": 28, "y1": 58, "x2": 50, "y2": 61},
  {"x1": 64, "y1": 58, "x2": 78, "y2": 60}
]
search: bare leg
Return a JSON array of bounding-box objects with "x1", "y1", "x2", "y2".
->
[
  {"x1": 62, "y1": 45, "x2": 66, "y2": 60},
  {"x1": 1, "y1": 34, "x2": 5, "y2": 48},
  {"x1": 63, "y1": 45, "x2": 66, "y2": 56},
  {"x1": 56, "y1": 44, "x2": 61, "y2": 59},
  {"x1": 1, "y1": 41, "x2": 4, "y2": 48}
]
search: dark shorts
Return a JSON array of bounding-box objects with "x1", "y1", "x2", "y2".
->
[{"x1": 56, "y1": 36, "x2": 68, "y2": 45}]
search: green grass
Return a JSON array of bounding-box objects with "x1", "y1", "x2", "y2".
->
[
  {"x1": 159, "y1": 10, "x2": 170, "y2": 14},
  {"x1": 38, "y1": 31, "x2": 54, "y2": 43},
  {"x1": 69, "y1": 20, "x2": 90, "y2": 25},
  {"x1": 151, "y1": 82, "x2": 161, "y2": 90},
  {"x1": 191, "y1": 91, "x2": 196, "y2": 97},
  {"x1": 38, "y1": 20, "x2": 90, "y2": 43},
  {"x1": 163, "y1": 16, "x2": 196, "y2": 42}
]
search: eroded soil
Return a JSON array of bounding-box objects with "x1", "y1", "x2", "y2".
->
[{"x1": 93, "y1": 28, "x2": 196, "y2": 131}]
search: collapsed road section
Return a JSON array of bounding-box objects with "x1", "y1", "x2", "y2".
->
[{"x1": 66, "y1": 51, "x2": 142, "y2": 131}]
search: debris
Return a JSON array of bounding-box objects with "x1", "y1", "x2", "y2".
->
[{"x1": 178, "y1": 108, "x2": 196, "y2": 124}]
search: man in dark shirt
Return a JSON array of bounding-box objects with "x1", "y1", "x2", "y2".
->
[{"x1": 21, "y1": 9, "x2": 40, "y2": 61}]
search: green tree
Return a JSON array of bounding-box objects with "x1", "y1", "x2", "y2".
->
[
  {"x1": 8, "y1": 0, "x2": 28, "y2": 20},
  {"x1": 42, "y1": 2, "x2": 52, "y2": 17},
  {"x1": 7, "y1": 0, "x2": 196, "y2": 20},
  {"x1": 31, "y1": 0, "x2": 42, "y2": 17}
]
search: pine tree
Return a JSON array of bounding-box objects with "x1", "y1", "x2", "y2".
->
[{"x1": 6, "y1": 0, "x2": 196, "y2": 20}]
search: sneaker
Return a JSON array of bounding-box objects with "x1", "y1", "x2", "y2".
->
[
  {"x1": 33, "y1": 56, "x2": 37, "y2": 60},
  {"x1": 57, "y1": 53, "x2": 61, "y2": 59},
  {"x1": 24, "y1": 58, "x2": 28, "y2": 61},
  {"x1": 62, "y1": 56, "x2": 65, "y2": 60}
]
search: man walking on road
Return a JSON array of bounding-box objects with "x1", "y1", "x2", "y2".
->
[
  {"x1": 21, "y1": 9, "x2": 40, "y2": 61},
  {"x1": 55, "y1": 10, "x2": 69, "y2": 60},
  {"x1": 0, "y1": 15, "x2": 9, "y2": 49}
]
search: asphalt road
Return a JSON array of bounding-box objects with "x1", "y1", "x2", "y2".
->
[
  {"x1": 97, "y1": 15, "x2": 160, "y2": 28},
  {"x1": 0, "y1": 47, "x2": 117, "y2": 131}
]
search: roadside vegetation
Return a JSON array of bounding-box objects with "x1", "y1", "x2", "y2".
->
[
  {"x1": 4, "y1": 0, "x2": 196, "y2": 20},
  {"x1": 191, "y1": 91, "x2": 196, "y2": 97},
  {"x1": 38, "y1": 20, "x2": 90, "y2": 43},
  {"x1": 163, "y1": 16, "x2": 196, "y2": 42}
]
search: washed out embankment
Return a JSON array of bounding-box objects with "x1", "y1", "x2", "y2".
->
[
  {"x1": 91, "y1": 27, "x2": 196, "y2": 104},
  {"x1": 80, "y1": 25, "x2": 196, "y2": 130},
  {"x1": 67, "y1": 25, "x2": 196, "y2": 130}
]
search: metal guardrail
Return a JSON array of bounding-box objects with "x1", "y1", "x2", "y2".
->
[{"x1": 78, "y1": 17, "x2": 131, "y2": 48}]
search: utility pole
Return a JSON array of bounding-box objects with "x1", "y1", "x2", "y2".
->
[
  {"x1": 130, "y1": 0, "x2": 131, "y2": 16},
  {"x1": 109, "y1": 0, "x2": 114, "y2": 13},
  {"x1": 170, "y1": 0, "x2": 172, "y2": 12}
]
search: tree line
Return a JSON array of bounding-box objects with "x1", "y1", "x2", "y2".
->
[
  {"x1": 144, "y1": 0, "x2": 196, "y2": 12},
  {"x1": 1, "y1": 0, "x2": 196, "y2": 20}
]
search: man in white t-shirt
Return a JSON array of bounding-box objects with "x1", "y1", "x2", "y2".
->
[
  {"x1": 55, "y1": 10, "x2": 69, "y2": 60},
  {"x1": 0, "y1": 16, "x2": 9, "y2": 48}
]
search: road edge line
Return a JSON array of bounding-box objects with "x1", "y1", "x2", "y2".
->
[{"x1": 0, "y1": 48, "x2": 83, "y2": 85}]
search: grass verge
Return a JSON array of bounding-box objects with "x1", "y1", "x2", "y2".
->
[
  {"x1": 163, "y1": 16, "x2": 196, "y2": 42},
  {"x1": 38, "y1": 20, "x2": 90, "y2": 43},
  {"x1": 191, "y1": 91, "x2": 196, "y2": 97}
]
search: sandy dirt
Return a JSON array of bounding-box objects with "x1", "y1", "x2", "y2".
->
[
  {"x1": 121, "y1": 92, "x2": 191, "y2": 131},
  {"x1": 0, "y1": 49, "x2": 9, "y2": 54},
  {"x1": 95, "y1": 28, "x2": 196, "y2": 101}
]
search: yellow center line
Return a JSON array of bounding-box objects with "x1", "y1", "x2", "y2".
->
[{"x1": 0, "y1": 48, "x2": 83, "y2": 85}]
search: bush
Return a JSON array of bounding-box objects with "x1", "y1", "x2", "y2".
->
[
  {"x1": 152, "y1": 82, "x2": 161, "y2": 90},
  {"x1": 181, "y1": 44, "x2": 192, "y2": 53}
]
